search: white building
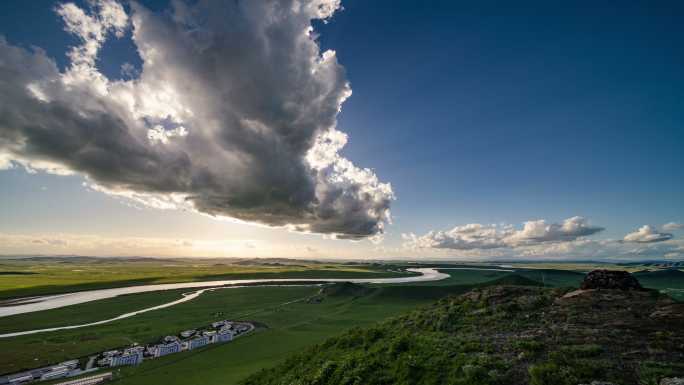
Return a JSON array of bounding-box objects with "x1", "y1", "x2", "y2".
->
[
  {"x1": 104, "y1": 348, "x2": 144, "y2": 367},
  {"x1": 110, "y1": 351, "x2": 142, "y2": 367},
  {"x1": 39, "y1": 368, "x2": 69, "y2": 381},
  {"x1": 152, "y1": 341, "x2": 181, "y2": 358},
  {"x1": 187, "y1": 335, "x2": 210, "y2": 350},
  {"x1": 202, "y1": 330, "x2": 218, "y2": 343},
  {"x1": 59, "y1": 360, "x2": 80, "y2": 369},
  {"x1": 180, "y1": 330, "x2": 196, "y2": 338},
  {"x1": 7, "y1": 374, "x2": 34, "y2": 384},
  {"x1": 96, "y1": 357, "x2": 112, "y2": 367},
  {"x1": 163, "y1": 335, "x2": 179, "y2": 343},
  {"x1": 217, "y1": 329, "x2": 234, "y2": 343}
]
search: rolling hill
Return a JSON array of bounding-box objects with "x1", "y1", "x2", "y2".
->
[{"x1": 243, "y1": 280, "x2": 684, "y2": 385}]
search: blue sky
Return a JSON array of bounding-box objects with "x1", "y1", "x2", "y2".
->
[
  {"x1": 0, "y1": 0, "x2": 682, "y2": 259},
  {"x1": 317, "y1": 0, "x2": 684, "y2": 232}
]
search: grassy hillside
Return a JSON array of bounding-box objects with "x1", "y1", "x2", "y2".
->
[
  {"x1": 633, "y1": 269, "x2": 684, "y2": 301},
  {"x1": 0, "y1": 282, "x2": 443, "y2": 380},
  {"x1": 243, "y1": 285, "x2": 684, "y2": 385},
  {"x1": 107, "y1": 285, "x2": 438, "y2": 385}
]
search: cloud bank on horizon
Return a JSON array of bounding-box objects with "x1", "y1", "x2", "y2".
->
[
  {"x1": 404, "y1": 217, "x2": 683, "y2": 260},
  {"x1": 623, "y1": 225, "x2": 673, "y2": 244},
  {"x1": 403, "y1": 217, "x2": 604, "y2": 250},
  {"x1": 0, "y1": 0, "x2": 393, "y2": 240},
  {"x1": 662, "y1": 222, "x2": 684, "y2": 232}
]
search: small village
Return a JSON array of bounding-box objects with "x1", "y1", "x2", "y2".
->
[{"x1": 0, "y1": 320, "x2": 254, "y2": 385}]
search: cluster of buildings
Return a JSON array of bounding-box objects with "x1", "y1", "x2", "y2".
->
[
  {"x1": 95, "y1": 320, "x2": 251, "y2": 368},
  {"x1": 1, "y1": 360, "x2": 80, "y2": 385},
  {"x1": 96, "y1": 347, "x2": 144, "y2": 368},
  {"x1": 0, "y1": 320, "x2": 253, "y2": 385}
]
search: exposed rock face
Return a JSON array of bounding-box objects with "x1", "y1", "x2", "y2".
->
[{"x1": 580, "y1": 270, "x2": 644, "y2": 291}]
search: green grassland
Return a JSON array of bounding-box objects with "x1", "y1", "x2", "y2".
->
[
  {"x1": 113, "y1": 286, "x2": 437, "y2": 385},
  {"x1": 0, "y1": 269, "x2": 517, "y2": 378},
  {"x1": 1, "y1": 284, "x2": 439, "y2": 383},
  {"x1": 1, "y1": 285, "x2": 322, "y2": 374},
  {"x1": 0, "y1": 257, "x2": 412, "y2": 299},
  {"x1": 1, "y1": 260, "x2": 682, "y2": 385},
  {"x1": 0, "y1": 289, "x2": 187, "y2": 334}
]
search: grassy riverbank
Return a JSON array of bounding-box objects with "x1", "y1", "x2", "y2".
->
[
  {"x1": 0, "y1": 286, "x2": 321, "y2": 374},
  {"x1": 0, "y1": 257, "x2": 414, "y2": 299}
]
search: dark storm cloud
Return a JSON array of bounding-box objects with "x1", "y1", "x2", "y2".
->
[{"x1": 0, "y1": 0, "x2": 393, "y2": 240}]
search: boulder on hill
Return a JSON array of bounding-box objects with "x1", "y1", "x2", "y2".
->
[{"x1": 580, "y1": 270, "x2": 644, "y2": 291}]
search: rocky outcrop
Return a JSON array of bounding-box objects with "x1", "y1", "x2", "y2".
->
[{"x1": 580, "y1": 270, "x2": 644, "y2": 291}]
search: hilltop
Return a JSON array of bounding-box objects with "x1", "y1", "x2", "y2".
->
[
  {"x1": 243, "y1": 271, "x2": 684, "y2": 385},
  {"x1": 306, "y1": 282, "x2": 376, "y2": 303},
  {"x1": 318, "y1": 282, "x2": 375, "y2": 298}
]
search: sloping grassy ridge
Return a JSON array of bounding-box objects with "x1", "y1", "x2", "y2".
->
[{"x1": 242, "y1": 285, "x2": 684, "y2": 385}]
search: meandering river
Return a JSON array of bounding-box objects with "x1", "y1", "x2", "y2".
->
[{"x1": 0, "y1": 268, "x2": 449, "y2": 337}]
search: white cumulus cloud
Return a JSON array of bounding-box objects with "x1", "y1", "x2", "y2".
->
[
  {"x1": 623, "y1": 225, "x2": 673, "y2": 243},
  {"x1": 403, "y1": 216, "x2": 604, "y2": 251}
]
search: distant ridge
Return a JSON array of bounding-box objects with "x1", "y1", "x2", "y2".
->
[
  {"x1": 373, "y1": 274, "x2": 543, "y2": 301},
  {"x1": 633, "y1": 268, "x2": 684, "y2": 278}
]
